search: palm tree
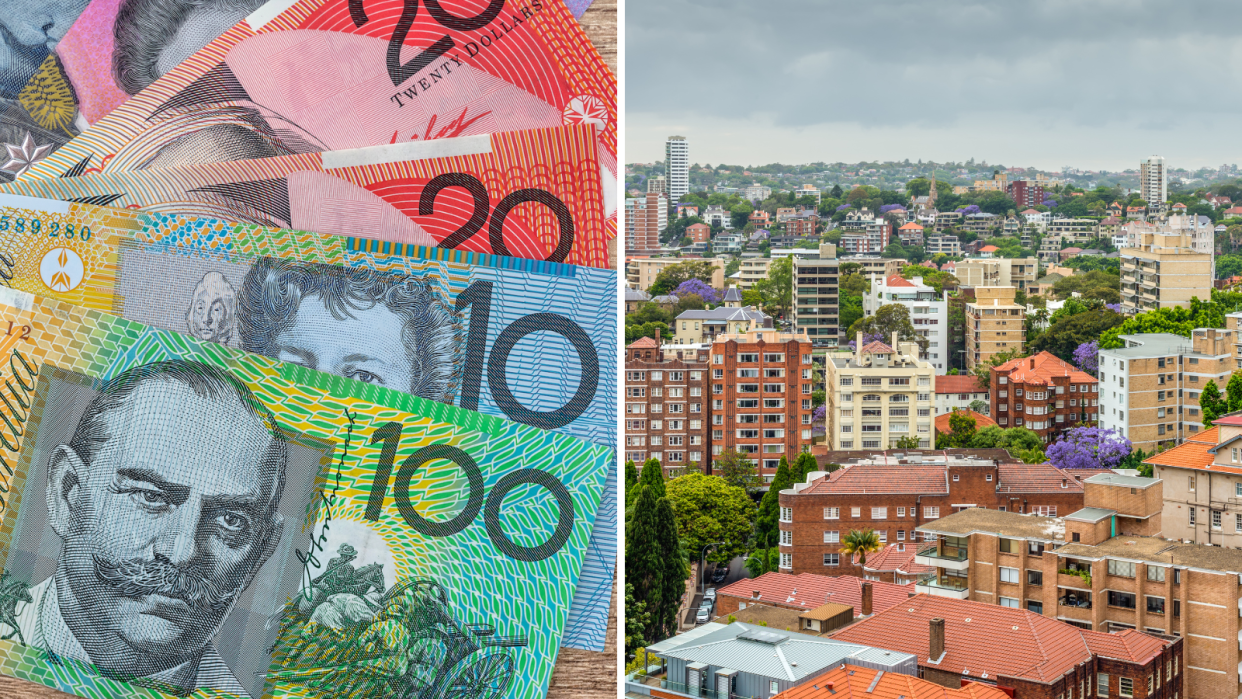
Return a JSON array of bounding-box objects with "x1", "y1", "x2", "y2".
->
[{"x1": 840, "y1": 529, "x2": 883, "y2": 566}]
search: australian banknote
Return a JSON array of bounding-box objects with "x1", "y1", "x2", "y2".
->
[
  {"x1": 17, "y1": 0, "x2": 618, "y2": 225},
  {"x1": 0, "y1": 190, "x2": 617, "y2": 650},
  {"x1": 4, "y1": 124, "x2": 611, "y2": 268},
  {"x1": 0, "y1": 285, "x2": 610, "y2": 699}
]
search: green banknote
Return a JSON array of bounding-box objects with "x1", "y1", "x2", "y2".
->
[
  {"x1": 0, "y1": 191, "x2": 618, "y2": 651},
  {"x1": 0, "y1": 286, "x2": 609, "y2": 699}
]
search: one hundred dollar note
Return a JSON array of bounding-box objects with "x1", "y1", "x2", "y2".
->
[
  {"x1": 16, "y1": 0, "x2": 618, "y2": 225},
  {"x1": 5, "y1": 124, "x2": 612, "y2": 268},
  {"x1": 0, "y1": 190, "x2": 617, "y2": 651},
  {"x1": 0, "y1": 286, "x2": 609, "y2": 699}
]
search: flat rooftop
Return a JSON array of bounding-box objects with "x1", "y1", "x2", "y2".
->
[{"x1": 915, "y1": 507, "x2": 1066, "y2": 542}]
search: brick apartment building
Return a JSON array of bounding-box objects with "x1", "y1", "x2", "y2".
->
[
  {"x1": 1147, "y1": 413, "x2": 1242, "y2": 547},
  {"x1": 625, "y1": 190, "x2": 667, "y2": 251},
  {"x1": 912, "y1": 473, "x2": 1235, "y2": 699},
  {"x1": 1007, "y1": 179, "x2": 1046, "y2": 208},
  {"x1": 711, "y1": 325, "x2": 815, "y2": 479},
  {"x1": 832, "y1": 594, "x2": 1181, "y2": 699},
  {"x1": 685, "y1": 222, "x2": 711, "y2": 243},
  {"x1": 624, "y1": 336, "x2": 710, "y2": 474},
  {"x1": 786, "y1": 216, "x2": 819, "y2": 237},
  {"x1": 965, "y1": 287, "x2": 1026, "y2": 370},
  {"x1": 1098, "y1": 329, "x2": 1235, "y2": 453},
  {"x1": 990, "y1": 351, "x2": 1098, "y2": 440},
  {"x1": 776, "y1": 453, "x2": 1086, "y2": 577},
  {"x1": 715, "y1": 572, "x2": 911, "y2": 622}
]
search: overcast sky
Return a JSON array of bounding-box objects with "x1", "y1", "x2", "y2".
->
[{"x1": 626, "y1": 0, "x2": 1242, "y2": 171}]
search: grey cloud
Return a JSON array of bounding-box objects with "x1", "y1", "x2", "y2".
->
[{"x1": 627, "y1": 0, "x2": 1242, "y2": 166}]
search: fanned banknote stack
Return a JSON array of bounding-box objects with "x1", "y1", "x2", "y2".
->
[{"x1": 0, "y1": 0, "x2": 616, "y2": 697}]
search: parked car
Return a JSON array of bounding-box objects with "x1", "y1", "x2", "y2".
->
[
  {"x1": 695, "y1": 606, "x2": 710, "y2": 624},
  {"x1": 703, "y1": 588, "x2": 717, "y2": 601},
  {"x1": 712, "y1": 567, "x2": 728, "y2": 583}
]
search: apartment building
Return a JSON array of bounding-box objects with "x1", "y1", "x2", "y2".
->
[
  {"x1": 625, "y1": 256, "x2": 727, "y2": 291},
  {"x1": 840, "y1": 256, "x2": 906, "y2": 280},
  {"x1": 897, "y1": 222, "x2": 925, "y2": 246},
  {"x1": 776, "y1": 453, "x2": 1085, "y2": 577},
  {"x1": 960, "y1": 213, "x2": 1002, "y2": 236},
  {"x1": 910, "y1": 477, "x2": 1242, "y2": 699},
  {"x1": 990, "y1": 351, "x2": 1098, "y2": 440},
  {"x1": 624, "y1": 337, "x2": 710, "y2": 473},
  {"x1": 684, "y1": 222, "x2": 710, "y2": 243},
  {"x1": 1097, "y1": 330, "x2": 1235, "y2": 452},
  {"x1": 925, "y1": 234, "x2": 962, "y2": 256},
  {"x1": 1146, "y1": 412, "x2": 1242, "y2": 548},
  {"x1": 824, "y1": 333, "x2": 936, "y2": 450},
  {"x1": 711, "y1": 325, "x2": 815, "y2": 478},
  {"x1": 673, "y1": 305, "x2": 769, "y2": 344},
  {"x1": 737, "y1": 256, "x2": 774, "y2": 291},
  {"x1": 1046, "y1": 218, "x2": 1101, "y2": 242},
  {"x1": 1224, "y1": 313, "x2": 1242, "y2": 369},
  {"x1": 1166, "y1": 213, "x2": 1214, "y2": 255},
  {"x1": 665, "y1": 135, "x2": 689, "y2": 203},
  {"x1": 701, "y1": 204, "x2": 733, "y2": 229},
  {"x1": 1120, "y1": 231, "x2": 1214, "y2": 315},
  {"x1": 965, "y1": 287, "x2": 1026, "y2": 371},
  {"x1": 625, "y1": 191, "x2": 667, "y2": 251},
  {"x1": 840, "y1": 218, "x2": 892, "y2": 254},
  {"x1": 832, "y1": 593, "x2": 1180, "y2": 699},
  {"x1": 1141, "y1": 155, "x2": 1167, "y2": 208},
  {"x1": 1007, "y1": 179, "x2": 1046, "y2": 208},
  {"x1": 934, "y1": 374, "x2": 991, "y2": 416},
  {"x1": 862, "y1": 275, "x2": 949, "y2": 372},
  {"x1": 954, "y1": 258, "x2": 1040, "y2": 291},
  {"x1": 792, "y1": 251, "x2": 842, "y2": 349}
]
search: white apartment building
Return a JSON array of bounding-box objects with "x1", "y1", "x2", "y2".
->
[
  {"x1": 701, "y1": 205, "x2": 733, "y2": 229},
  {"x1": 862, "y1": 275, "x2": 949, "y2": 373},
  {"x1": 1140, "y1": 155, "x2": 1166, "y2": 207},
  {"x1": 1166, "y1": 213, "x2": 1214, "y2": 255},
  {"x1": 737, "y1": 257, "x2": 774, "y2": 291},
  {"x1": 826, "y1": 333, "x2": 936, "y2": 450},
  {"x1": 665, "y1": 136, "x2": 689, "y2": 204}
]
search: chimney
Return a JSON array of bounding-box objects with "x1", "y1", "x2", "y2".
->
[
  {"x1": 856, "y1": 331, "x2": 863, "y2": 364},
  {"x1": 753, "y1": 590, "x2": 761, "y2": 599},
  {"x1": 929, "y1": 618, "x2": 945, "y2": 660},
  {"x1": 861, "y1": 582, "x2": 873, "y2": 616},
  {"x1": 1029, "y1": 357, "x2": 1035, "y2": 369},
  {"x1": 891, "y1": 331, "x2": 899, "y2": 353}
]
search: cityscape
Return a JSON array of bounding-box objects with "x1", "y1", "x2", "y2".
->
[{"x1": 624, "y1": 134, "x2": 1242, "y2": 699}]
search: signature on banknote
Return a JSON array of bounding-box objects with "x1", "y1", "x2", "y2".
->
[
  {"x1": 389, "y1": 107, "x2": 493, "y2": 141},
  {"x1": 294, "y1": 407, "x2": 358, "y2": 600}
]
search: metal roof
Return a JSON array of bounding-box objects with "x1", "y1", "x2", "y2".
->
[
  {"x1": 1064, "y1": 507, "x2": 1115, "y2": 523},
  {"x1": 650, "y1": 622, "x2": 915, "y2": 682},
  {"x1": 1083, "y1": 472, "x2": 1160, "y2": 490},
  {"x1": 646, "y1": 622, "x2": 726, "y2": 653}
]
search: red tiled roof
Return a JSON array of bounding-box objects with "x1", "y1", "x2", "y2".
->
[
  {"x1": 993, "y1": 351, "x2": 1096, "y2": 387},
  {"x1": 627, "y1": 336, "x2": 659, "y2": 349},
  {"x1": 860, "y1": 340, "x2": 895, "y2": 354},
  {"x1": 716, "y1": 572, "x2": 911, "y2": 617},
  {"x1": 1172, "y1": 203, "x2": 1187, "y2": 208},
  {"x1": 935, "y1": 375, "x2": 987, "y2": 395},
  {"x1": 979, "y1": 245, "x2": 999, "y2": 252},
  {"x1": 854, "y1": 543, "x2": 933, "y2": 576},
  {"x1": 1224, "y1": 207, "x2": 1242, "y2": 214},
  {"x1": 806, "y1": 463, "x2": 949, "y2": 495},
  {"x1": 934, "y1": 409, "x2": 996, "y2": 434},
  {"x1": 831, "y1": 595, "x2": 1171, "y2": 683},
  {"x1": 899, "y1": 222, "x2": 924, "y2": 230},
  {"x1": 1061, "y1": 247, "x2": 1083, "y2": 253},
  {"x1": 885, "y1": 275, "x2": 917, "y2": 288},
  {"x1": 1021, "y1": 208, "x2": 1039, "y2": 214},
  {"x1": 995, "y1": 463, "x2": 1085, "y2": 493},
  {"x1": 1142, "y1": 427, "x2": 1235, "y2": 473},
  {"x1": 1213, "y1": 413, "x2": 1242, "y2": 426},
  {"x1": 775, "y1": 664, "x2": 1010, "y2": 699}
]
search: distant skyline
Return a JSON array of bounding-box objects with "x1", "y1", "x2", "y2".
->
[{"x1": 627, "y1": 0, "x2": 1242, "y2": 171}]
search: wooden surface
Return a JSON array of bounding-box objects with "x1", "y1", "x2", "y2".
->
[{"x1": 0, "y1": 2, "x2": 618, "y2": 697}]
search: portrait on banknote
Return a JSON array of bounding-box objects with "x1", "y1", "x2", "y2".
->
[{"x1": 0, "y1": 361, "x2": 330, "y2": 697}]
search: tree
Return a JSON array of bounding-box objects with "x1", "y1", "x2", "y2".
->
[
  {"x1": 625, "y1": 485, "x2": 665, "y2": 644},
  {"x1": 970, "y1": 347, "x2": 1025, "y2": 390},
  {"x1": 840, "y1": 529, "x2": 883, "y2": 566},
  {"x1": 1045, "y1": 427, "x2": 1132, "y2": 470},
  {"x1": 637, "y1": 457, "x2": 666, "y2": 499},
  {"x1": 648, "y1": 260, "x2": 719, "y2": 296},
  {"x1": 744, "y1": 547, "x2": 779, "y2": 578},
  {"x1": 624, "y1": 583, "x2": 649, "y2": 656},
  {"x1": 624, "y1": 459, "x2": 639, "y2": 509},
  {"x1": 1202, "y1": 380, "x2": 1227, "y2": 427},
  {"x1": 754, "y1": 457, "x2": 793, "y2": 548},
  {"x1": 713, "y1": 449, "x2": 763, "y2": 493},
  {"x1": 791, "y1": 451, "x2": 819, "y2": 484},
  {"x1": 881, "y1": 241, "x2": 907, "y2": 259},
  {"x1": 1228, "y1": 372, "x2": 1242, "y2": 413},
  {"x1": 895, "y1": 435, "x2": 920, "y2": 449},
  {"x1": 665, "y1": 473, "x2": 757, "y2": 567},
  {"x1": 969, "y1": 425, "x2": 1043, "y2": 453},
  {"x1": 651, "y1": 496, "x2": 689, "y2": 641},
  {"x1": 847, "y1": 304, "x2": 927, "y2": 352},
  {"x1": 936, "y1": 410, "x2": 978, "y2": 449},
  {"x1": 724, "y1": 257, "x2": 741, "y2": 276},
  {"x1": 969, "y1": 399, "x2": 988, "y2": 414},
  {"x1": 674, "y1": 279, "x2": 722, "y2": 305},
  {"x1": 900, "y1": 265, "x2": 957, "y2": 295},
  {"x1": 1029, "y1": 310, "x2": 1122, "y2": 364}
]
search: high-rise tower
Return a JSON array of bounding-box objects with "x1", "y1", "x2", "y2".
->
[{"x1": 665, "y1": 136, "x2": 689, "y2": 204}]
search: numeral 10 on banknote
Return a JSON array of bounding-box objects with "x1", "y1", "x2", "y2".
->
[
  {"x1": 365, "y1": 426, "x2": 575, "y2": 561},
  {"x1": 455, "y1": 280, "x2": 598, "y2": 429}
]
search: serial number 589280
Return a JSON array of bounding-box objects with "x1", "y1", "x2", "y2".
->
[{"x1": 0, "y1": 216, "x2": 92, "y2": 241}]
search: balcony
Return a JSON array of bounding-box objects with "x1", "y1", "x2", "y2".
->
[
  {"x1": 915, "y1": 576, "x2": 970, "y2": 599},
  {"x1": 914, "y1": 542, "x2": 970, "y2": 571}
]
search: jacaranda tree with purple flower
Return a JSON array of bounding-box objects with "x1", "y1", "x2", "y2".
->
[
  {"x1": 1043, "y1": 198, "x2": 1058, "y2": 208},
  {"x1": 1105, "y1": 303, "x2": 1122, "y2": 314},
  {"x1": 956, "y1": 204, "x2": 981, "y2": 215},
  {"x1": 1073, "y1": 340, "x2": 1099, "y2": 376},
  {"x1": 836, "y1": 204, "x2": 853, "y2": 212},
  {"x1": 879, "y1": 204, "x2": 906, "y2": 214},
  {"x1": 674, "y1": 279, "x2": 722, "y2": 305},
  {"x1": 1046, "y1": 426, "x2": 1131, "y2": 470}
]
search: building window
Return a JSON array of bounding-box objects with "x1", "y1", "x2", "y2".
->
[
  {"x1": 1107, "y1": 590, "x2": 1136, "y2": 609},
  {"x1": 1107, "y1": 560, "x2": 1135, "y2": 578},
  {"x1": 780, "y1": 507, "x2": 793, "y2": 523},
  {"x1": 897, "y1": 530, "x2": 906, "y2": 541},
  {"x1": 851, "y1": 507, "x2": 861, "y2": 518},
  {"x1": 824, "y1": 531, "x2": 839, "y2": 543},
  {"x1": 1098, "y1": 673, "x2": 1109, "y2": 697},
  {"x1": 1213, "y1": 510, "x2": 1222, "y2": 529},
  {"x1": 897, "y1": 507, "x2": 906, "y2": 517},
  {"x1": 824, "y1": 507, "x2": 840, "y2": 519},
  {"x1": 779, "y1": 553, "x2": 792, "y2": 569},
  {"x1": 1118, "y1": 678, "x2": 1133, "y2": 698},
  {"x1": 871, "y1": 507, "x2": 887, "y2": 519},
  {"x1": 1146, "y1": 596, "x2": 1165, "y2": 615},
  {"x1": 999, "y1": 597, "x2": 1019, "y2": 608},
  {"x1": 924, "y1": 506, "x2": 939, "y2": 519},
  {"x1": 1147, "y1": 566, "x2": 1165, "y2": 582},
  {"x1": 1027, "y1": 569, "x2": 1043, "y2": 586},
  {"x1": 1027, "y1": 600, "x2": 1043, "y2": 614},
  {"x1": 1000, "y1": 567, "x2": 1019, "y2": 583},
  {"x1": 1189, "y1": 508, "x2": 1196, "y2": 526},
  {"x1": 823, "y1": 553, "x2": 839, "y2": 566}
]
